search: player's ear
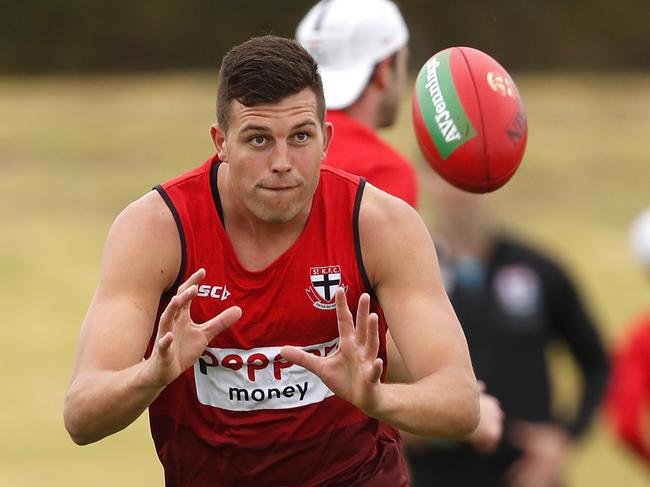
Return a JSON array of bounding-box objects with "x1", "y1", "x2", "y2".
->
[
  {"x1": 321, "y1": 122, "x2": 334, "y2": 160},
  {"x1": 211, "y1": 123, "x2": 228, "y2": 161},
  {"x1": 372, "y1": 57, "x2": 393, "y2": 90}
]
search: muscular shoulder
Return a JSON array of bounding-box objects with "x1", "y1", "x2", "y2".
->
[
  {"x1": 117, "y1": 189, "x2": 172, "y2": 221},
  {"x1": 359, "y1": 184, "x2": 434, "y2": 287},
  {"x1": 359, "y1": 183, "x2": 418, "y2": 230},
  {"x1": 113, "y1": 190, "x2": 177, "y2": 243},
  {"x1": 103, "y1": 190, "x2": 181, "y2": 293}
]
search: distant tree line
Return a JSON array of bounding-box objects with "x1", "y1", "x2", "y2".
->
[{"x1": 0, "y1": 0, "x2": 647, "y2": 73}]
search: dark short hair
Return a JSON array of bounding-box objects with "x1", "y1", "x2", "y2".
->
[{"x1": 217, "y1": 35, "x2": 325, "y2": 132}]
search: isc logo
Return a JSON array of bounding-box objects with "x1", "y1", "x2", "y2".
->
[{"x1": 197, "y1": 284, "x2": 231, "y2": 301}]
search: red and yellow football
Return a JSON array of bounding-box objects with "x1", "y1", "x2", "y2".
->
[{"x1": 412, "y1": 46, "x2": 527, "y2": 193}]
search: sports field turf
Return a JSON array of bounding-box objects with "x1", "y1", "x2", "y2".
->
[{"x1": 0, "y1": 72, "x2": 648, "y2": 486}]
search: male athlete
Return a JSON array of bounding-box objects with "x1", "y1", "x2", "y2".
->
[{"x1": 64, "y1": 36, "x2": 479, "y2": 486}]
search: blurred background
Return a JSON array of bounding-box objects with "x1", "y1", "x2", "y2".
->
[{"x1": 1, "y1": 1, "x2": 648, "y2": 485}]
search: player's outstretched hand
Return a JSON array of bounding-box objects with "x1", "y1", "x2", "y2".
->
[
  {"x1": 281, "y1": 289, "x2": 384, "y2": 414},
  {"x1": 147, "y1": 268, "x2": 242, "y2": 387}
]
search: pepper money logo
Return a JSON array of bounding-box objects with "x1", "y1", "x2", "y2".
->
[
  {"x1": 305, "y1": 265, "x2": 347, "y2": 310},
  {"x1": 194, "y1": 338, "x2": 339, "y2": 411}
]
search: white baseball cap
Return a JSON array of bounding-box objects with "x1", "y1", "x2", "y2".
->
[
  {"x1": 630, "y1": 207, "x2": 650, "y2": 268},
  {"x1": 296, "y1": 0, "x2": 409, "y2": 110}
]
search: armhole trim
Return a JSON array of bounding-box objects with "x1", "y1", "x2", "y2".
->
[
  {"x1": 210, "y1": 162, "x2": 225, "y2": 226},
  {"x1": 154, "y1": 185, "x2": 187, "y2": 295},
  {"x1": 353, "y1": 178, "x2": 374, "y2": 296}
]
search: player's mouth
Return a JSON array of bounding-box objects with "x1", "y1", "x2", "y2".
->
[{"x1": 259, "y1": 184, "x2": 299, "y2": 192}]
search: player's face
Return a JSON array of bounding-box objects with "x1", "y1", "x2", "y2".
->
[
  {"x1": 377, "y1": 45, "x2": 409, "y2": 128},
  {"x1": 429, "y1": 174, "x2": 492, "y2": 241},
  {"x1": 213, "y1": 89, "x2": 332, "y2": 224}
]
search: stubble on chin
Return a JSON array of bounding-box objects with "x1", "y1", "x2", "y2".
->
[{"x1": 248, "y1": 190, "x2": 308, "y2": 224}]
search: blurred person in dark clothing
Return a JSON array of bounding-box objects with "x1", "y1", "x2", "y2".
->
[
  {"x1": 406, "y1": 177, "x2": 610, "y2": 487},
  {"x1": 606, "y1": 207, "x2": 650, "y2": 465}
]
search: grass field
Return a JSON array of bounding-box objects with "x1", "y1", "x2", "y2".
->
[{"x1": 1, "y1": 71, "x2": 649, "y2": 486}]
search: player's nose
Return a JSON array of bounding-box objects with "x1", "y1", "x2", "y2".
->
[{"x1": 270, "y1": 141, "x2": 292, "y2": 173}]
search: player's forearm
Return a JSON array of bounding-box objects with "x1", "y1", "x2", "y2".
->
[
  {"x1": 64, "y1": 360, "x2": 164, "y2": 445},
  {"x1": 370, "y1": 368, "x2": 479, "y2": 438}
]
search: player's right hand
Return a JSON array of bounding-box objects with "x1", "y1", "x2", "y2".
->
[{"x1": 146, "y1": 268, "x2": 242, "y2": 388}]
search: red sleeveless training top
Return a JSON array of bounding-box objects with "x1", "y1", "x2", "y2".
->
[{"x1": 149, "y1": 157, "x2": 408, "y2": 486}]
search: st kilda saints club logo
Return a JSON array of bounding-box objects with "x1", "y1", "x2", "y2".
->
[{"x1": 306, "y1": 265, "x2": 347, "y2": 310}]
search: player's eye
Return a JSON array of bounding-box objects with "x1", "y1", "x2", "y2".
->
[
  {"x1": 294, "y1": 132, "x2": 310, "y2": 143},
  {"x1": 249, "y1": 135, "x2": 266, "y2": 146}
]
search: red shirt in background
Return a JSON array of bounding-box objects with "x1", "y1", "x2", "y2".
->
[
  {"x1": 606, "y1": 313, "x2": 650, "y2": 464},
  {"x1": 324, "y1": 110, "x2": 418, "y2": 208}
]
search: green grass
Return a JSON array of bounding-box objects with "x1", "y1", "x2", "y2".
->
[{"x1": 1, "y1": 72, "x2": 649, "y2": 485}]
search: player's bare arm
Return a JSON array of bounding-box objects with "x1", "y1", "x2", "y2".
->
[
  {"x1": 284, "y1": 185, "x2": 479, "y2": 437},
  {"x1": 385, "y1": 338, "x2": 504, "y2": 448},
  {"x1": 63, "y1": 191, "x2": 241, "y2": 445},
  {"x1": 363, "y1": 186, "x2": 479, "y2": 436}
]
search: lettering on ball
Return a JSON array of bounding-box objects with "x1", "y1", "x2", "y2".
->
[{"x1": 424, "y1": 58, "x2": 462, "y2": 143}]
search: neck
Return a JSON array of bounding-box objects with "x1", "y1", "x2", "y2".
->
[
  {"x1": 218, "y1": 164, "x2": 313, "y2": 271},
  {"x1": 438, "y1": 222, "x2": 495, "y2": 262},
  {"x1": 340, "y1": 90, "x2": 381, "y2": 129}
]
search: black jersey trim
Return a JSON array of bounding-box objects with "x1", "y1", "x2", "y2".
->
[
  {"x1": 210, "y1": 161, "x2": 225, "y2": 226},
  {"x1": 353, "y1": 178, "x2": 374, "y2": 296},
  {"x1": 154, "y1": 184, "x2": 187, "y2": 295}
]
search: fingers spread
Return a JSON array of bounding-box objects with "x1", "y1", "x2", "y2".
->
[
  {"x1": 355, "y1": 293, "x2": 370, "y2": 345},
  {"x1": 157, "y1": 331, "x2": 174, "y2": 352},
  {"x1": 177, "y1": 268, "x2": 206, "y2": 294},
  {"x1": 280, "y1": 345, "x2": 321, "y2": 375},
  {"x1": 158, "y1": 295, "x2": 180, "y2": 336},
  {"x1": 158, "y1": 285, "x2": 198, "y2": 339},
  {"x1": 179, "y1": 284, "x2": 198, "y2": 313},
  {"x1": 365, "y1": 312, "x2": 380, "y2": 360},
  {"x1": 201, "y1": 306, "x2": 242, "y2": 341},
  {"x1": 368, "y1": 358, "x2": 383, "y2": 384},
  {"x1": 335, "y1": 288, "x2": 354, "y2": 338}
]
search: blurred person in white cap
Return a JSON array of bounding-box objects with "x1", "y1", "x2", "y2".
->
[
  {"x1": 296, "y1": 0, "x2": 418, "y2": 207},
  {"x1": 606, "y1": 207, "x2": 650, "y2": 465}
]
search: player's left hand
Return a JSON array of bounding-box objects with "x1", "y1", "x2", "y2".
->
[
  {"x1": 505, "y1": 421, "x2": 571, "y2": 487},
  {"x1": 281, "y1": 288, "x2": 384, "y2": 414}
]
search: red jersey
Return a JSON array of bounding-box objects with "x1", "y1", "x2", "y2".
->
[
  {"x1": 149, "y1": 157, "x2": 408, "y2": 486},
  {"x1": 324, "y1": 110, "x2": 418, "y2": 208},
  {"x1": 605, "y1": 314, "x2": 650, "y2": 463}
]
